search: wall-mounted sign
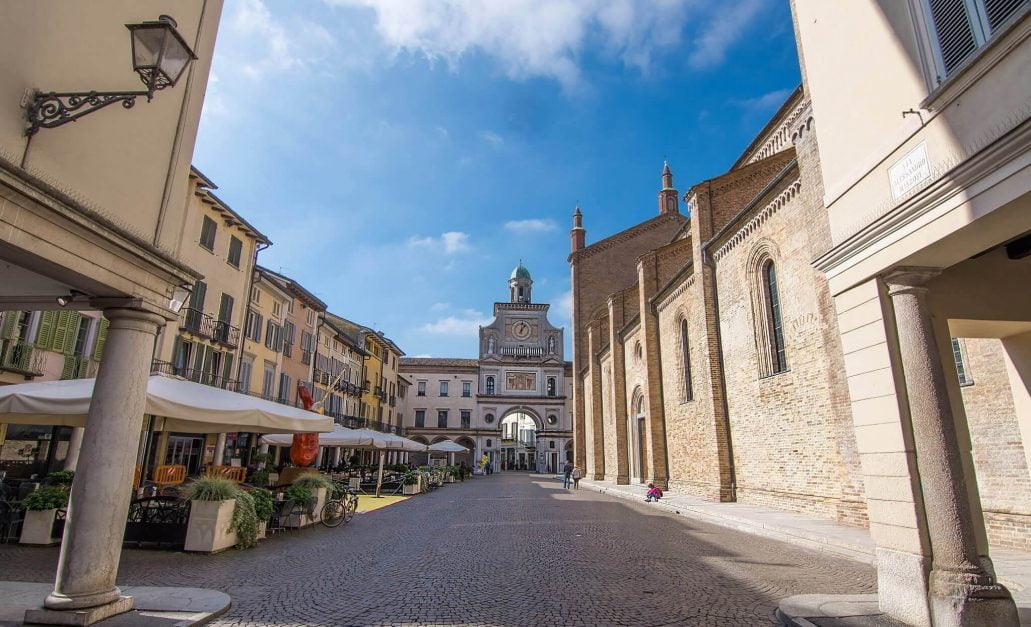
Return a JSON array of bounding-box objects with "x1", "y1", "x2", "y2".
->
[{"x1": 889, "y1": 142, "x2": 931, "y2": 200}]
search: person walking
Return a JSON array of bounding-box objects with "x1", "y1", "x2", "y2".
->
[
  {"x1": 562, "y1": 461, "x2": 573, "y2": 489},
  {"x1": 571, "y1": 465, "x2": 582, "y2": 490}
]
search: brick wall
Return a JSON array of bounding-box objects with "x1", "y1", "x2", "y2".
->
[{"x1": 960, "y1": 337, "x2": 1031, "y2": 551}]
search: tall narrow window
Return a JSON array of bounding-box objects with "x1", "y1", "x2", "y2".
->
[
  {"x1": 227, "y1": 236, "x2": 242, "y2": 267},
  {"x1": 485, "y1": 376, "x2": 495, "y2": 395},
  {"x1": 199, "y1": 216, "x2": 217, "y2": 251},
  {"x1": 951, "y1": 338, "x2": 974, "y2": 386},
  {"x1": 764, "y1": 261, "x2": 788, "y2": 374},
  {"x1": 680, "y1": 319, "x2": 693, "y2": 401},
  {"x1": 415, "y1": 410, "x2": 425, "y2": 427},
  {"x1": 461, "y1": 410, "x2": 471, "y2": 428},
  {"x1": 437, "y1": 410, "x2": 448, "y2": 428},
  {"x1": 547, "y1": 377, "x2": 556, "y2": 396}
]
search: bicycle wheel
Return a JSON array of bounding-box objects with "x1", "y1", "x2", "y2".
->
[
  {"x1": 321, "y1": 500, "x2": 345, "y2": 528},
  {"x1": 343, "y1": 496, "x2": 357, "y2": 523}
]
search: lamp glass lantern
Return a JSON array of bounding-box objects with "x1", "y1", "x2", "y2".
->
[{"x1": 126, "y1": 15, "x2": 197, "y2": 96}]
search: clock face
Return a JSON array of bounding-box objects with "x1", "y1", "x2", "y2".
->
[{"x1": 512, "y1": 321, "x2": 531, "y2": 340}]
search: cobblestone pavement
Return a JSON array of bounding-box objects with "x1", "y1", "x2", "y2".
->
[{"x1": 1, "y1": 474, "x2": 876, "y2": 626}]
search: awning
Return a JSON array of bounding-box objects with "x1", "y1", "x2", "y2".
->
[
  {"x1": 0, "y1": 373, "x2": 333, "y2": 434},
  {"x1": 350, "y1": 429, "x2": 429, "y2": 452},
  {"x1": 428, "y1": 440, "x2": 469, "y2": 453},
  {"x1": 260, "y1": 424, "x2": 374, "y2": 448}
]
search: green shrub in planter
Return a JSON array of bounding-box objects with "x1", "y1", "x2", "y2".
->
[
  {"x1": 250, "y1": 488, "x2": 275, "y2": 522},
  {"x1": 284, "y1": 484, "x2": 313, "y2": 506},
  {"x1": 292, "y1": 474, "x2": 331, "y2": 492},
  {"x1": 249, "y1": 468, "x2": 271, "y2": 487},
  {"x1": 22, "y1": 487, "x2": 68, "y2": 511},
  {"x1": 231, "y1": 491, "x2": 259, "y2": 549},
  {"x1": 402, "y1": 471, "x2": 419, "y2": 486},
  {"x1": 329, "y1": 481, "x2": 349, "y2": 500},
  {"x1": 185, "y1": 477, "x2": 239, "y2": 502},
  {"x1": 45, "y1": 470, "x2": 75, "y2": 486}
]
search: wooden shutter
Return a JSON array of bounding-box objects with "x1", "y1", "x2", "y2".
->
[
  {"x1": 62, "y1": 312, "x2": 81, "y2": 355},
  {"x1": 190, "y1": 280, "x2": 207, "y2": 311},
  {"x1": 222, "y1": 353, "x2": 234, "y2": 382},
  {"x1": 35, "y1": 311, "x2": 56, "y2": 348},
  {"x1": 92, "y1": 318, "x2": 110, "y2": 361},
  {"x1": 218, "y1": 293, "x2": 233, "y2": 322},
  {"x1": 927, "y1": 0, "x2": 979, "y2": 74},
  {"x1": 0, "y1": 312, "x2": 17, "y2": 339},
  {"x1": 61, "y1": 356, "x2": 77, "y2": 380},
  {"x1": 983, "y1": 0, "x2": 1025, "y2": 32}
]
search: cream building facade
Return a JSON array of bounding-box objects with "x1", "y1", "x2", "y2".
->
[
  {"x1": 0, "y1": 1, "x2": 223, "y2": 622},
  {"x1": 572, "y1": 4, "x2": 1030, "y2": 626}
]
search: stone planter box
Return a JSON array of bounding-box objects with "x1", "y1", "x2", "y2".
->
[
  {"x1": 20, "y1": 509, "x2": 60, "y2": 545},
  {"x1": 284, "y1": 487, "x2": 327, "y2": 528},
  {"x1": 257, "y1": 521, "x2": 267, "y2": 540},
  {"x1": 403, "y1": 483, "x2": 419, "y2": 495},
  {"x1": 185, "y1": 499, "x2": 237, "y2": 553},
  {"x1": 445, "y1": 475, "x2": 456, "y2": 483}
]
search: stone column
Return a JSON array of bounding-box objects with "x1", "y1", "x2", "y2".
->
[
  {"x1": 885, "y1": 269, "x2": 1017, "y2": 626},
  {"x1": 607, "y1": 295, "x2": 630, "y2": 484},
  {"x1": 257, "y1": 442, "x2": 269, "y2": 470},
  {"x1": 37, "y1": 308, "x2": 163, "y2": 622},
  {"x1": 213, "y1": 433, "x2": 227, "y2": 465},
  {"x1": 587, "y1": 322, "x2": 606, "y2": 480},
  {"x1": 63, "y1": 428, "x2": 85, "y2": 471}
]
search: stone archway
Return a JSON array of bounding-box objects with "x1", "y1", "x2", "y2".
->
[
  {"x1": 498, "y1": 407, "x2": 542, "y2": 471},
  {"x1": 410, "y1": 435, "x2": 429, "y2": 467}
]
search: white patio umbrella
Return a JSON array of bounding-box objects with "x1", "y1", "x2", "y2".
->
[
  {"x1": 428, "y1": 440, "x2": 469, "y2": 453},
  {"x1": 0, "y1": 373, "x2": 334, "y2": 434},
  {"x1": 345, "y1": 429, "x2": 428, "y2": 497},
  {"x1": 260, "y1": 424, "x2": 375, "y2": 447}
]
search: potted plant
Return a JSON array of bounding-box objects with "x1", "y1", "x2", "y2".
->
[
  {"x1": 284, "y1": 474, "x2": 330, "y2": 527},
  {"x1": 402, "y1": 470, "x2": 420, "y2": 495},
  {"x1": 20, "y1": 486, "x2": 68, "y2": 545},
  {"x1": 45, "y1": 470, "x2": 75, "y2": 486},
  {"x1": 444, "y1": 465, "x2": 457, "y2": 483},
  {"x1": 184, "y1": 477, "x2": 239, "y2": 553},
  {"x1": 250, "y1": 488, "x2": 274, "y2": 539}
]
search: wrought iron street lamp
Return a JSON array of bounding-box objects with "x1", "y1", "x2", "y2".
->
[{"x1": 25, "y1": 15, "x2": 197, "y2": 136}]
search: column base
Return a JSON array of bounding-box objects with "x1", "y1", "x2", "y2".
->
[
  {"x1": 930, "y1": 569, "x2": 1019, "y2": 627},
  {"x1": 27, "y1": 595, "x2": 133, "y2": 625},
  {"x1": 590, "y1": 473, "x2": 605, "y2": 480}
]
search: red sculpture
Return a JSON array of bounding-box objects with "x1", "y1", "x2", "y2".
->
[{"x1": 290, "y1": 384, "x2": 319, "y2": 467}]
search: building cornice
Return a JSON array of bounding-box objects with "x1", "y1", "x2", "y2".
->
[
  {"x1": 814, "y1": 116, "x2": 1031, "y2": 276},
  {"x1": 654, "y1": 270, "x2": 696, "y2": 314},
  {"x1": 711, "y1": 177, "x2": 802, "y2": 262},
  {"x1": 568, "y1": 212, "x2": 686, "y2": 264}
]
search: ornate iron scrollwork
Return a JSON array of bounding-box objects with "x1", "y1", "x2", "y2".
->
[{"x1": 25, "y1": 90, "x2": 151, "y2": 136}]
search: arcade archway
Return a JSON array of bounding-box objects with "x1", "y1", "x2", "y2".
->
[{"x1": 499, "y1": 409, "x2": 541, "y2": 471}]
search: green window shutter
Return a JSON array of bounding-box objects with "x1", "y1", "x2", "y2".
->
[
  {"x1": 92, "y1": 318, "x2": 110, "y2": 361},
  {"x1": 222, "y1": 353, "x2": 234, "y2": 382},
  {"x1": 61, "y1": 312, "x2": 81, "y2": 356},
  {"x1": 1, "y1": 313, "x2": 17, "y2": 339},
  {"x1": 35, "y1": 311, "x2": 56, "y2": 348},
  {"x1": 193, "y1": 343, "x2": 206, "y2": 372},
  {"x1": 61, "y1": 356, "x2": 77, "y2": 380},
  {"x1": 51, "y1": 311, "x2": 71, "y2": 352}
]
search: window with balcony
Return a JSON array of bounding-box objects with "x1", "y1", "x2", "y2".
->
[
  {"x1": 439, "y1": 381, "x2": 448, "y2": 397},
  {"x1": 415, "y1": 410, "x2": 425, "y2": 427},
  {"x1": 199, "y1": 216, "x2": 216, "y2": 251},
  {"x1": 278, "y1": 373, "x2": 291, "y2": 404},
  {"x1": 227, "y1": 235, "x2": 242, "y2": 268},
  {"x1": 437, "y1": 410, "x2": 448, "y2": 428},
  {"x1": 262, "y1": 364, "x2": 275, "y2": 399}
]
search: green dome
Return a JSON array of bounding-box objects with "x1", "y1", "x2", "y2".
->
[{"x1": 510, "y1": 262, "x2": 531, "y2": 280}]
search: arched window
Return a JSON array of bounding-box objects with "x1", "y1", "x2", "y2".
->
[
  {"x1": 763, "y1": 260, "x2": 788, "y2": 374},
  {"x1": 485, "y1": 376, "x2": 495, "y2": 395},
  {"x1": 680, "y1": 319, "x2": 693, "y2": 401},
  {"x1": 547, "y1": 377, "x2": 556, "y2": 396}
]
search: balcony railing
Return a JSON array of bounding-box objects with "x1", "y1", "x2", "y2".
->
[
  {"x1": 151, "y1": 360, "x2": 240, "y2": 391},
  {"x1": 326, "y1": 413, "x2": 405, "y2": 436},
  {"x1": 211, "y1": 320, "x2": 240, "y2": 349},
  {"x1": 179, "y1": 307, "x2": 214, "y2": 339},
  {"x1": 0, "y1": 341, "x2": 45, "y2": 377},
  {"x1": 500, "y1": 345, "x2": 544, "y2": 357}
]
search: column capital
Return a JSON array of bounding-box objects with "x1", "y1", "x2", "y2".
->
[
  {"x1": 99, "y1": 307, "x2": 166, "y2": 334},
  {"x1": 883, "y1": 266, "x2": 942, "y2": 296},
  {"x1": 89, "y1": 297, "x2": 178, "y2": 322}
]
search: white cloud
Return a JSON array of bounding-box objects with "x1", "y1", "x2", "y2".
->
[
  {"x1": 407, "y1": 231, "x2": 471, "y2": 255},
  {"x1": 553, "y1": 289, "x2": 572, "y2": 326},
  {"x1": 326, "y1": 0, "x2": 700, "y2": 89},
  {"x1": 430, "y1": 302, "x2": 451, "y2": 311},
  {"x1": 480, "y1": 130, "x2": 504, "y2": 146},
  {"x1": 231, "y1": 0, "x2": 340, "y2": 78},
  {"x1": 421, "y1": 309, "x2": 492, "y2": 335},
  {"x1": 687, "y1": 0, "x2": 767, "y2": 70},
  {"x1": 504, "y1": 218, "x2": 557, "y2": 233},
  {"x1": 732, "y1": 87, "x2": 794, "y2": 112},
  {"x1": 411, "y1": 354, "x2": 433, "y2": 358}
]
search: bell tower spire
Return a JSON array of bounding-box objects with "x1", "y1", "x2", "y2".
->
[
  {"x1": 570, "y1": 204, "x2": 585, "y2": 252},
  {"x1": 658, "y1": 161, "x2": 679, "y2": 215},
  {"x1": 509, "y1": 261, "x2": 533, "y2": 303}
]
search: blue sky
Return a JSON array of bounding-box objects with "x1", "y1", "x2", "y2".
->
[{"x1": 193, "y1": 0, "x2": 800, "y2": 358}]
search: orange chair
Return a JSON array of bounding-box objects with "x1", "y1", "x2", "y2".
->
[
  {"x1": 205, "y1": 465, "x2": 247, "y2": 483},
  {"x1": 152, "y1": 464, "x2": 187, "y2": 487}
]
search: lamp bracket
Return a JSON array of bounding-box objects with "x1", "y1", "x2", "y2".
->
[{"x1": 25, "y1": 89, "x2": 152, "y2": 137}]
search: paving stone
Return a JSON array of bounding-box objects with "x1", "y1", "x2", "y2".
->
[{"x1": 0, "y1": 474, "x2": 876, "y2": 626}]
